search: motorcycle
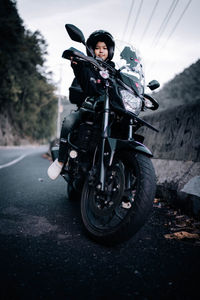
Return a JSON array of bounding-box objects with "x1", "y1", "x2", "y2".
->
[{"x1": 51, "y1": 24, "x2": 160, "y2": 245}]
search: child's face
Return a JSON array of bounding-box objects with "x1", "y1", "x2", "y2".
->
[{"x1": 94, "y1": 41, "x2": 108, "y2": 60}]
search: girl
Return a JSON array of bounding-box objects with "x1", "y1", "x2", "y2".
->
[{"x1": 48, "y1": 30, "x2": 115, "y2": 180}]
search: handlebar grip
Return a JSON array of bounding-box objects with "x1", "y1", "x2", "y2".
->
[
  {"x1": 62, "y1": 49, "x2": 74, "y2": 60},
  {"x1": 143, "y1": 93, "x2": 159, "y2": 110}
]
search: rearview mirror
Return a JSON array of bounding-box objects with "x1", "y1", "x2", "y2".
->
[
  {"x1": 147, "y1": 80, "x2": 160, "y2": 91},
  {"x1": 65, "y1": 24, "x2": 86, "y2": 45}
]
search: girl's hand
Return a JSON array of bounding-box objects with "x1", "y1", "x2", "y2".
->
[{"x1": 70, "y1": 57, "x2": 77, "y2": 65}]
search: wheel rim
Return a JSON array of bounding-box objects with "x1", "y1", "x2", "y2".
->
[{"x1": 83, "y1": 162, "x2": 137, "y2": 232}]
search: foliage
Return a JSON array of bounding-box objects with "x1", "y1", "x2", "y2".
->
[
  {"x1": 0, "y1": 0, "x2": 58, "y2": 140},
  {"x1": 152, "y1": 59, "x2": 200, "y2": 111}
]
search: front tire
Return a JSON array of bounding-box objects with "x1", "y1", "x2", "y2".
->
[{"x1": 81, "y1": 152, "x2": 156, "y2": 245}]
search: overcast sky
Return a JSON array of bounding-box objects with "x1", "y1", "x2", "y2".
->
[{"x1": 16, "y1": 0, "x2": 200, "y2": 95}]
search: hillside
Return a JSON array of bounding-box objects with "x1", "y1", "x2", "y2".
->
[{"x1": 151, "y1": 59, "x2": 200, "y2": 111}]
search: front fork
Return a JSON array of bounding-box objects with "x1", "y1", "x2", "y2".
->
[
  {"x1": 99, "y1": 82, "x2": 109, "y2": 191},
  {"x1": 99, "y1": 82, "x2": 134, "y2": 191}
]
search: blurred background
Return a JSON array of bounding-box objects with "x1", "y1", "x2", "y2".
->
[
  {"x1": 0, "y1": 0, "x2": 199, "y2": 147},
  {"x1": 17, "y1": 0, "x2": 200, "y2": 94}
]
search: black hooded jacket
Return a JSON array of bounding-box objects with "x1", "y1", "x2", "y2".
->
[{"x1": 69, "y1": 59, "x2": 115, "y2": 106}]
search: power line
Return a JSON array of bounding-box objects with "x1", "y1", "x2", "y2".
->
[
  {"x1": 161, "y1": 0, "x2": 192, "y2": 49},
  {"x1": 151, "y1": 0, "x2": 179, "y2": 48},
  {"x1": 140, "y1": 0, "x2": 160, "y2": 45},
  {"x1": 146, "y1": 0, "x2": 192, "y2": 73},
  {"x1": 121, "y1": 0, "x2": 135, "y2": 40},
  {"x1": 129, "y1": 0, "x2": 144, "y2": 42}
]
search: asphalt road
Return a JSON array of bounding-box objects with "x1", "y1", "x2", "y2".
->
[{"x1": 0, "y1": 146, "x2": 199, "y2": 300}]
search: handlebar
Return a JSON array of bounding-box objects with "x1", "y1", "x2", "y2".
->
[
  {"x1": 62, "y1": 47, "x2": 159, "y2": 112},
  {"x1": 62, "y1": 47, "x2": 117, "y2": 75},
  {"x1": 62, "y1": 47, "x2": 105, "y2": 71},
  {"x1": 143, "y1": 93, "x2": 159, "y2": 110}
]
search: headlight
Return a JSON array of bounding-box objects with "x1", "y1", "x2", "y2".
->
[{"x1": 120, "y1": 90, "x2": 142, "y2": 115}]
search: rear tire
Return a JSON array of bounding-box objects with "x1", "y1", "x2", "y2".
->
[{"x1": 81, "y1": 152, "x2": 156, "y2": 245}]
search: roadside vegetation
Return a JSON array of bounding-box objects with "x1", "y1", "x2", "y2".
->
[{"x1": 0, "y1": 0, "x2": 58, "y2": 142}]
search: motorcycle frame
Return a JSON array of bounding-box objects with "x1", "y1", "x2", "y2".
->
[{"x1": 51, "y1": 78, "x2": 154, "y2": 190}]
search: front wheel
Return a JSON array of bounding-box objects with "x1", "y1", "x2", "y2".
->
[{"x1": 81, "y1": 152, "x2": 156, "y2": 245}]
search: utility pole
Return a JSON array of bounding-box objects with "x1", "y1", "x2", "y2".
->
[{"x1": 56, "y1": 64, "x2": 63, "y2": 139}]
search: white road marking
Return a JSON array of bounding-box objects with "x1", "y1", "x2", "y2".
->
[{"x1": 0, "y1": 154, "x2": 27, "y2": 169}]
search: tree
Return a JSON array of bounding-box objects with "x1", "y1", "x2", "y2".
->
[{"x1": 0, "y1": 0, "x2": 58, "y2": 141}]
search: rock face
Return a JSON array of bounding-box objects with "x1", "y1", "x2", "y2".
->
[
  {"x1": 180, "y1": 176, "x2": 200, "y2": 215},
  {"x1": 138, "y1": 102, "x2": 200, "y2": 215},
  {"x1": 181, "y1": 176, "x2": 200, "y2": 197},
  {"x1": 152, "y1": 159, "x2": 200, "y2": 215},
  {"x1": 138, "y1": 59, "x2": 200, "y2": 215},
  {"x1": 138, "y1": 102, "x2": 200, "y2": 162},
  {"x1": 152, "y1": 160, "x2": 200, "y2": 191}
]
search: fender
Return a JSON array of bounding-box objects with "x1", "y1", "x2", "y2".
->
[{"x1": 108, "y1": 137, "x2": 153, "y2": 159}]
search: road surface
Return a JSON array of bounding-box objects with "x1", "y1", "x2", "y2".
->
[{"x1": 0, "y1": 146, "x2": 199, "y2": 299}]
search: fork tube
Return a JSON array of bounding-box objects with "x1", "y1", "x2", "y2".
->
[
  {"x1": 100, "y1": 82, "x2": 109, "y2": 191},
  {"x1": 128, "y1": 118, "x2": 134, "y2": 140}
]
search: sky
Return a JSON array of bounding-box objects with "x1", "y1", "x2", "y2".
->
[{"x1": 16, "y1": 0, "x2": 200, "y2": 96}]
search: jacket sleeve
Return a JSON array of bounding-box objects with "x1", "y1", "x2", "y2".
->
[{"x1": 71, "y1": 61, "x2": 104, "y2": 97}]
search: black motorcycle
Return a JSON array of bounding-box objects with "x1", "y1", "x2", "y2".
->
[{"x1": 51, "y1": 24, "x2": 160, "y2": 245}]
